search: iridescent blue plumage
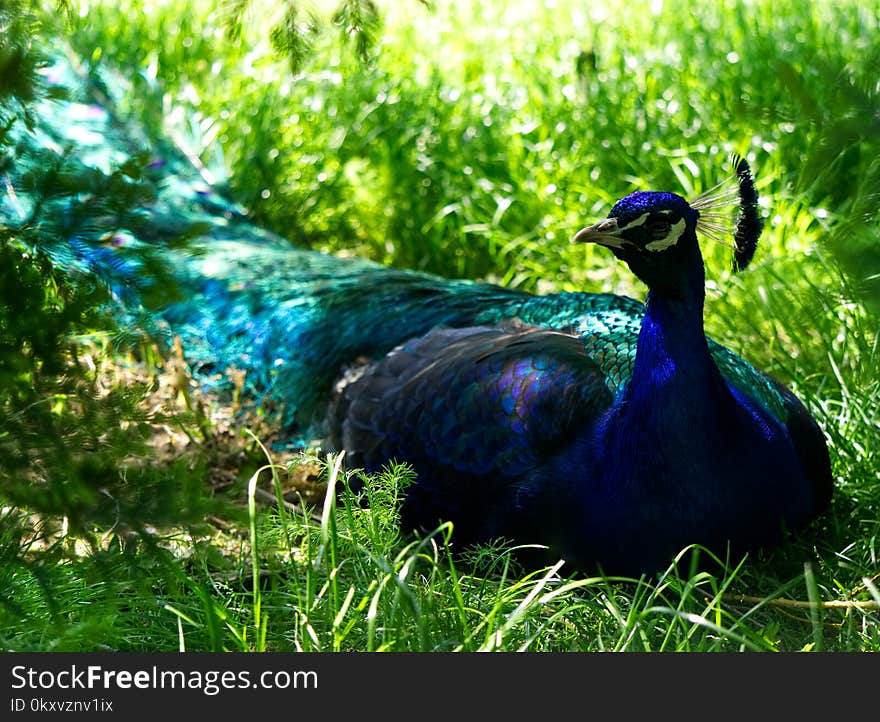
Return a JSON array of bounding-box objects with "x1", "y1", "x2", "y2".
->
[{"x1": 1, "y1": 52, "x2": 833, "y2": 575}]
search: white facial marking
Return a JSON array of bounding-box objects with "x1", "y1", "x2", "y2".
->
[
  {"x1": 617, "y1": 213, "x2": 649, "y2": 232},
  {"x1": 645, "y1": 217, "x2": 686, "y2": 252}
]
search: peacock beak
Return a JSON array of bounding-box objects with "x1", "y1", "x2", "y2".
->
[{"x1": 572, "y1": 218, "x2": 629, "y2": 249}]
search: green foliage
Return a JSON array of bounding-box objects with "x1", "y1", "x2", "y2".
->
[
  {"x1": 222, "y1": 0, "x2": 408, "y2": 74},
  {"x1": 0, "y1": 1, "x2": 211, "y2": 534},
  {"x1": 0, "y1": 0, "x2": 46, "y2": 118},
  {"x1": 0, "y1": 231, "x2": 209, "y2": 530}
]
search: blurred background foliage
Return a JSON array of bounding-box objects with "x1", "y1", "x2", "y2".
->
[{"x1": 51, "y1": 0, "x2": 879, "y2": 308}]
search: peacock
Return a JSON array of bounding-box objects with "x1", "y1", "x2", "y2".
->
[{"x1": 1, "y1": 52, "x2": 832, "y2": 575}]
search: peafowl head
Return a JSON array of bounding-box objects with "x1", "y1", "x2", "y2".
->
[
  {"x1": 573, "y1": 191, "x2": 702, "y2": 292},
  {"x1": 573, "y1": 157, "x2": 762, "y2": 293}
]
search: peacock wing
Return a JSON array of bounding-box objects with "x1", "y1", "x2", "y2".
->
[{"x1": 334, "y1": 324, "x2": 614, "y2": 478}]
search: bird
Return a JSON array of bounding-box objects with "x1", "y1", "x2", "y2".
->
[{"x1": 2, "y1": 53, "x2": 833, "y2": 576}]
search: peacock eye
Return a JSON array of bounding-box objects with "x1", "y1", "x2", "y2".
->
[{"x1": 646, "y1": 220, "x2": 671, "y2": 239}]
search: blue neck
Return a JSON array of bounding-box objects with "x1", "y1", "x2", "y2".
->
[
  {"x1": 595, "y1": 249, "x2": 736, "y2": 485},
  {"x1": 628, "y1": 259, "x2": 723, "y2": 406}
]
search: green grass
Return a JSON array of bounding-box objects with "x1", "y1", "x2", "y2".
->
[
  {"x1": 1, "y1": 0, "x2": 878, "y2": 651},
  {"x1": 3, "y1": 447, "x2": 876, "y2": 652}
]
